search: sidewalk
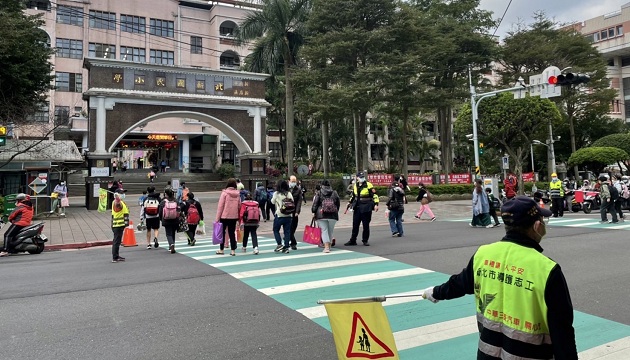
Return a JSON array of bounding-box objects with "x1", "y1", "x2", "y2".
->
[{"x1": 22, "y1": 193, "x2": 474, "y2": 250}]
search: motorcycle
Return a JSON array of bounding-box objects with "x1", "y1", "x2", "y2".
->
[
  {"x1": 582, "y1": 191, "x2": 601, "y2": 214},
  {"x1": 0, "y1": 221, "x2": 48, "y2": 255}
]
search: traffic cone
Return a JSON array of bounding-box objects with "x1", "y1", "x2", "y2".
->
[
  {"x1": 122, "y1": 220, "x2": 138, "y2": 247},
  {"x1": 539, "y1": 198, "x2": 545, "y2": 208}
]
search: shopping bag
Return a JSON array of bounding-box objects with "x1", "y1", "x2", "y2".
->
[
  {"x1": 60, "y1": 197, "x2": 69, "y2": 207},
  {"x1": 196, "y1": 220, "x2": 206, "y2": 235},
  {"x1": 302, "y1": 219, "x2": 322, "y2": 245},
  {"x1": 212, "y1": 221, "x2": 224, "y2": 245},
  {"x1": 237, "y1": 227, "x2": 244, "y2": 243},
  {"x1": 177, "y1": 213, "x2": 188, "y2": 233},
  {"x1": 50, "y1": 192, "x2": 59, "y2": 199}
]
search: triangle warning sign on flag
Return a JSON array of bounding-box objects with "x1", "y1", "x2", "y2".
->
[{"x1": 345, "y1": 311, "x2": 396, "y2": 359}]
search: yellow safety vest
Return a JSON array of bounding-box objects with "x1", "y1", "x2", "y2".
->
[
  {"x1": 549, "y1": 180, "x2": 564, "y2": 198},
  {"x1": 473, "y1": 241, "x2": 557, "y2": 359},
  {"x1": 353, "y1": 182, "x2": 379, "y2": 204},
  {"x1": 111, "y1": 201, "x2": 129, "y2": 228}
]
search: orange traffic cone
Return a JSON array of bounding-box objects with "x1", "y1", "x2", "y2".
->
[
  {"x1": 122, "y1": 220, "x2": 138, "y2": 247},
  {"x1": 539, "y1": 198, "x2": 545, "y2": 208}
]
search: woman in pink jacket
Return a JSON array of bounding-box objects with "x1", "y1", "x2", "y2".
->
[{"x1": 215, "y1": 178, "x2": 241, "y2": 256}]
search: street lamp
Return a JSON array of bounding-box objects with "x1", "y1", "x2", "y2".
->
[
  {"x1": 532, "y1": 139, "x2": 556, "y2": 176},
  {"x1": 530, "y1": 143, "x2": 535, "y2": 173}
]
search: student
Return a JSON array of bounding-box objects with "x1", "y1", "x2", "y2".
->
[
  {"x1": 141, "y1": 187, "x2": 162, "y2": 249},
  {"x1": 182, "y1": 192, "x2": 204, "y2": 246},
  {"x1": 239, "y1": 193, "x2": 261, "y2": 254},
  {"x1": 159, "y1": 188, "x2": 180, "y2": 254},
  {"x1": 485, "y1": 188, "x2": 501, "y2": 227},
  {"x1": 271, "y1": 180, "x2": 294, "y2": 254}
]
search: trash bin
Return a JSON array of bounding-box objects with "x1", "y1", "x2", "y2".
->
[{"x1": 3, "y1": 194, "x2": 17, "y2": 221}]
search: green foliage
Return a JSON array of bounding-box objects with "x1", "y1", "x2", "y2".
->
[
  {"x1": 591, "y1": 133, "x2": 630, "y2": 174},
  {"x1": 567, "y1": 147, "x2": 629, "y2": 175},
  {"x1": 373, "y1": 184, "x2": 474, "y2": 197},
  {"x1": 217, "y1": 163, "x2": 235, "y2": 180},
  {"x1": 0, "y1": 0, "x2": 55, "y2": 122}
]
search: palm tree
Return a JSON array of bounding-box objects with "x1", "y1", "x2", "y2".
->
[{"x1": 235, "y1": 0, "x2": 311, "y2": 176}]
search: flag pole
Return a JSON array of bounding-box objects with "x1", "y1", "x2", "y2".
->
[{"x1": 317, "y1": 293, "x2": 423, "y2": 304}]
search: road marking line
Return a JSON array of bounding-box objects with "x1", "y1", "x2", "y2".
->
[
  {"x1": 193, "y1": 250, "x2": 353, "y2": 266},
  {"x1": 260, "y1": 268, "x2": 433, "y2": 295},
  {"x1": 548, "y1": 218, "x2": 588, "y2": 224},
  {"x1": 394, "y1": 316, "x2": 478, "y2": 350},
  {"x1": 578, "y1": 336, "x2": 630, "y2": 360},
  {"x1": 607, "y1": 224, "x2": 630, "y2": 230},
  {"x1": 298, "y1": 290, "x2": 422, "y2": 319},
  {"x1": 232, "y1": 257, "x2": 389, "y2": 279},
  {"x1": 177, "y1": 242, "x2": 284, "y2": 255},
  {"x1": 566, "y1": 222, "x2": 602, "y2": 227}
]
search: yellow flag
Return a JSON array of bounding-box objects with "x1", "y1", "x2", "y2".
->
[
  {"x1": 98, "y1": 188, "x2": 108, "y2": 213},
  {"x1": 324, "y1": 302, "x2": 399, "y2": 360}
]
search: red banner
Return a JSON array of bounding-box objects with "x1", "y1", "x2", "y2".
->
[
  {"x1": 367, "y1": 173, "x2": 472, "y2": 186},
  {"x1": 522, "y1": 172, "x2": 535, "y2": 182}
]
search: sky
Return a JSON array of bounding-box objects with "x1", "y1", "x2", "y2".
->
[{"x1": 479, "y1": 0, "x2": 625, "y2": 39}]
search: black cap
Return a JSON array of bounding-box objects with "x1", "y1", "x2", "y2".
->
[
  {"x1": 356, "y1": 172, "x2": 365, "y2": 177},
  {"x1": 501, "y1": 196, "x2": 552, "y2": 226}
]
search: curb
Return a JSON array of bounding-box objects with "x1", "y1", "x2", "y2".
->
[{"x1": 46, "y1": 241, "x2": 113, "y2": 251}]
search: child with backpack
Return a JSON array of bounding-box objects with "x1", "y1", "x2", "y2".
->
[
  {"x1": 485, "y1": 188, "x2": 501, "y2": 227},
  {"x1": 254, "y1": 182, "x2": 268, "y2": 221},
  {"x1": 239, "y1": 193, "x2": 261, "y2": 254},
  {"x1": 159, "y1": 187, "x2": 181, "y2": 254},
  {"x1": 271, "y1": 180, "x2": 294, "y2": 254},
  {"x1": 142, "y1": 186, "x2": 162, "y2": 249},
  {"x1": 182, "y1": 192, "x2": 204, "y2": 246}
]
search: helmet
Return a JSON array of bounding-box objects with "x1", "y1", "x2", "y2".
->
[
  {"x1": 15, "y1": 193, "x2": 30, "y2": 202},
  {"x1": 551, "y1": 173, "x2": 557, "y2": 177},
  {"x1": 583, "y1": 180, "x2": 590, "y2": 185}
]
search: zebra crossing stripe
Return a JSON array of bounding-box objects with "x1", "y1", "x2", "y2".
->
[
  {"x1": 607, "y1": 224, "x2": 630, "y2": 230},
  {"x1": 298, "y1": 290, "x2": 423, "y2": 319},
  {"x1": 578, "y1": 336, "x2": 630, "y2": 360},
  {"x1": 394, "y1": 316, "x2": 478, "y2": 350},
  {"x1": 231, "y1": 256, "x2": 389, "y2": 279},
  {"x1": 548, "y1": 218, "x2": 586, "y2": 224},
  {"x1": 260, "y1": 268, "x2": 433, "y2": 296},
  {"x1": 566, "y1": 222, "x2": 602, "y2": 227},
  {"x1": 194, "y1": 249, "x2": 353, "y2": 266}
]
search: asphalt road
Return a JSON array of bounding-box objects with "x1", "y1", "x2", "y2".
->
[{"x1": 0, "y1": 211, "x2": 628, "y2": 359}]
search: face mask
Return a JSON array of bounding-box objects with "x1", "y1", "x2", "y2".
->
[
  {"x1": 552, "y1": 177, "x2": 558, "y2": 181},
  {"x1": 289, "y1": 182, "x2": 296, "y2": 188},
  {"x1": 358, "y1": 177, "x2": 366, "y2": 183},
  {"x1": 60, "y1": 182, "x2": 65, "y2": 186},
  {"x1": 533, "y1": 220, "x2": 546, "y2": 241}
]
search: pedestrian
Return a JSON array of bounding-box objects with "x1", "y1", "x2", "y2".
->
[
  {"x1": 50, "y1": 181, "x2": 68, "y2": 217},
  {"x1": 182, "y1": 192, "x2": 203, "y2": 246},
  {"x1": 272, "y1": 179, "x2": 294, "y2": 253},
  {"x1": 549, "y1": 173, "x2": 564, "y2": 218},
  {"x1": 344, "y1": 172, "x2": 379, "y2": 246},
  {"x1": 236, "y1": 178, "x2": 245, "y2": 191},
  {"x1": 254, "y1": 182, "x2": 269, "y2": 222},
  {"x1": 215, "y1": 178, "x2": 241, "y2": 256},
  {"x1": 471, "y1": 179, "x2": 492, "y2": 228},
  {"x1": 485, "y1": 188, "x2": 501, "y2": 227},
  {"x1": 138, "y1": 191, "x2": 148, "y2": 206},
  {"x1": 111, "y1": 189, "x2": 129, "y2": 262},
  {"x1": 141, "y1": 186, "x2": 161, "y2": 249},
  {"x1": 122, "y1": 160, "x2": 129, "y2": 172},
  {"x1": 164, "y1": 180, "x2": 172, "y2": 198},
  {"x1": 149, "y1": 169, "x2": 156, "y2": 183},
  {"x1": 421, "y1": 196, "x2": 578, "y2": 360},
  {"x1": 112, "y1": 159, "x2": 117, "y2": 173},
  {"x1": 265, "y1": 183, "x2": 276, "y2": 221},
  {"x1": 300, "y1": 180, "x2": 307, "y2": 204},
  {"x1": 503, "y1": 173, "x2": 518, "y2": 200},
  {"x1": 1, "y1": 194, "x2": 34, "y2": 257},
  {"x1": 159, "y1": 187, "x2": 181, "y2": 254},
  {"x1": 176, "y1": 181, "x2": 189, "y2": 204},
  {"x1": 598, "y1": 176, "x2": 618, "y2": 224},
  {"x1": 414, "y1": 183, "x2": 435, "y2": 221},
  {"x1": 289, "y1": 175, "x2": 303, "y2": 250},
  {"x1": 386, "y1": 181, "x2": 406, "y2": 237},
  {"x1": 398, "y1": 174, "x2": 410, "y2": 191},
  {"x1": 160, "y1": 159, "x2": 167, "y2": 173},
  {"x1": 312, "y1": 180, "x2": 340, "y2": 253},
  {"x1": 612, "y1": 175, "x2": 626, "y2": 221},
  {"x1": 239, "y1": 193, "x2": 261, "y2": 254}
]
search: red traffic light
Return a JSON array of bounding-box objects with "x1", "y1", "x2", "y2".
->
[{"x1": 548, "y1": 76, "x2": 557, "y2": 85}]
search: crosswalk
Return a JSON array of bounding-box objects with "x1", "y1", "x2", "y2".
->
[
  {"x1": 173, "y1": 236, "x2": 630, "y2": 359},
  {"x1": 451, "y1": 216, "x2": 630, "y2": 230}
]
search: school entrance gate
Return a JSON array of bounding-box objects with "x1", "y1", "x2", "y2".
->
[{"x1": 82, "y1": 58, "x2": 270, "y2": 209}]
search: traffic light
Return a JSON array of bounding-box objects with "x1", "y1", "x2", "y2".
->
[
  {"x1": 479, "y1": 142, "x2": 484, "y2": 155},
  {"x1": 552, "y1": 73, "x2": 590, "y2": 86},
  {"x1": 0, "y1": 126, "x2": 6, "y2": 147}
]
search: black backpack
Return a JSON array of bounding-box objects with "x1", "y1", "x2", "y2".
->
[
  {"x1": 280, "y1": 194, "x2": 296, "y2": 215},
  {"x1": 609, "y1": 184, "x2": 619, "y2": 200}
]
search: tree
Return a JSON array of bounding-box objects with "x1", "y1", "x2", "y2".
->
[
  {"x1": 499, "y1": 13, "x2": 618, "y2": 179},
  {"x1": 235, "y1": 0, "x2": 311, "y2": 176},
  {"x1": 567, "y1": 147, "x2": 629, "y2": 176},
  {"x1": 455, "y1": 93, "x2": 561, "y2": 193},
  {"x1": 0, "y1": 0, "x2": 54, "y2": 123},
  {"x1": 591, "y1": 133, "x2": 630, "y2": 175}
]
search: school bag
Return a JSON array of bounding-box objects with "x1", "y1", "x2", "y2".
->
[
  {"x1": 608, "y1": 183, "x2": 619, "y2": 200},
  {"x1": 321, "y1": 194, "x2": 337, "y2": 214},
  {"x1": 186, "y1": 203, "x2": 201, "y2": 224},
  {"x1": 622, "y1": 183, "x2": 630, "y2": 199},
  {"x1": 258, "y1": 189, "x2": 268, "y2": 201},
  {"x1": 162, "y1": 199, "x2": 179, "y2": 220},
  {"x1": 243, "y1": 203, "x2": 261, "y2": 224},
  {"x1": 144, "y1": 198, "x2": 160, "y2": 216},
  {"x1": 280, "y1": 194, "x2": 296, "y2": 215}
]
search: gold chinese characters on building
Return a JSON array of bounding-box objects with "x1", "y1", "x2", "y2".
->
[
  {"x1": 147, "y1": 134, "x2": 177, "y2": 141},
  {"x1": 113, "y1": 73, "x2": 123, "y2": 83},
  {"x1": 135, "y1": 75, "x2": 145, "y2": 85},
  {"x1": 156, "y1": 77, "x2": 166, "y2": 87},
  {"x1": 177, "y1": 78, "x2": 186, "y2": 88}
]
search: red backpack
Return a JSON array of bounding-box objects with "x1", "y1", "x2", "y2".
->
[
  {"x1": 186, "y1": 204, "x2": 200, "y2": 224},
  {"x1": 242, "y1": 202, "x2": 260, "y2": 224}
]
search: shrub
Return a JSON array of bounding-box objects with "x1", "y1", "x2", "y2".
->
[{"x1": 217, "y1": 163, "x2": 235, "y2": 180}]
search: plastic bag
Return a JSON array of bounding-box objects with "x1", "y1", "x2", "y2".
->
[{"x1": 196, "y1": 220, "x2": 206, "y2": 235}]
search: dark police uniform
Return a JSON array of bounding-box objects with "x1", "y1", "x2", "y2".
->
[{"x1": 345, "y1": 173, "x2": 379, "y2": 246}]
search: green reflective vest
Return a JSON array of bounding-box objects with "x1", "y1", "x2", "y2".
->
[
  {"x1": 549, "y1": 180, "x2": 564, "y2": 198},
  {"x1": 473, "y1": 241, "x2": 557, "y2": 358},
  {"x1": 111, "y1": 201, "x2": 129, "y2": 228}
]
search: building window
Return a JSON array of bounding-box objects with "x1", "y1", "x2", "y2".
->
[
  {"x1": 622, "y1": 57, "x2": 630, "y2": 67},
  {"x1": 370, "y1": 144, "x2": 386, "y2": 161},
  {"x1": 26, "y1": 1, "x2": 51, "y2": 11},
  {"x1": 149, "y1": 19, "x2": 174, "y2": 38},
  {"x1": 54, "y1": 106, "x2": 70, "y2": 126},
  {"x1": 269, "y1": 142, "x2": 282, "y2": 158},
  {"x1": 149, "y1": 49, "x2": 174, "y2": 65},
  {"x1": 89, "y1": 43, "x2": 115, "y2": 59},
  {"x1": 89, "y1": 10, "x2": 116, "y2": 30},
  {"x1": 31, "y1": 104, "x2": 49, "y2": 122},
  {"x1": 120, "y1": 46, "x2": 145, "y2": 62},
  {"x1": 55, "y1": 38, "x2": 83, "y2": 59},
  {"x1": 617, "y1": 25, "x2": 624, "y2": 36},
  {"x1": 191, "y1": 36, "x2": 202, "y2": 54},
  {"x1": 220, "y1": 142, "x2": 236, "y2": 164},
  {"x1": 220, "y1": 50, "x2": 240, "y2": 69},
  {"x1": 56, "y1": 5, "x2": 83, "y2": 26},
  {"x1": 55, "y1": 72, "x2": 82, "y2": 92},
  {"x1": 120, "y1": 15, "x2": 145, "y2": 33},
  {"x1": 219, "y1": 21, "x2": 237, "y2": 36}
]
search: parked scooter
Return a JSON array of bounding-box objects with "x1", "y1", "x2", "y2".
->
[
  {"x1": 582, "y1": 191, "x2": 601, "y2": 214},
  {"x1": 0, "y1": 221, "x2": 48, "y2": 254}
]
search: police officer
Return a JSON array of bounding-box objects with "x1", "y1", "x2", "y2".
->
[
  {"x1": 549, "y1": 173, "x2": 564, "y2": 217},
  {"x1": 421, "y1": 196, "x2": 577, "y2": 359},
  {"x1": 344, "y1": 172, "x2": 379, "y2": 246}
]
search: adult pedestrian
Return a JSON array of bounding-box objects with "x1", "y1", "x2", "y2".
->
[
  {"x1": 265, "y1": 183, "x2": 276, "y2": 221},
  {"x1": 271, "y1": 180, "x2": 294, "y2": 253},
  {"x1": 239, "y1": 193, "x2": 261, "y2": 254},
  {"x1": 50, "y1": 181, "x2": 68, "y2": 217},
  {"x1": 386, "y1": 181, "x2": 406, "y2": 237},
  {"x1": 182, "y1": 192, "x2": 203, "y2": 246},
  {"x1": 1, "y1": 194, "x2": 33, "y2": 257},
  {"x1": 549, "y1": 173, "x2": 564, "y2": 218},
  {"x1": 344, "y1": 172, "x2": 379, "y2": 246},
  {"x1": 160, "y1": 159, "x2": 167, "y2": 172},
  {"x1": 504, "y1": 173, "x2": 518, "y2": 200},
  {"x1": 421, "y1": 196, "x2": 577, "y2": 360},
  {"x1": 288, "y1": 175, "x2": 303, "y2": 250},
  {"x1": 215, "y1": 178, "x2": 241, "y2": 256},
  {"x1": 485, "y1": 188, "x2": 501, "y2": 227},
  {"x1": 112, "y1": 159, "x2": 117, "y2": 173},
  {"x1": 141, "y1": 186, "x2": 162, "y2": 249},
  {"x1": 300, "y1": 180, "x2": 307, "y2": 205},
  {"x1": 612, "y1": 175, "x2": 626, "y2": 221},
  {"x1": 598, "y1": 176, "x2": 618, "y2": 224},
  {"x1": 312, "y1": 179, "x2": 340, "y2": 253},
  {"x1": 471, "y1": 179, "x2": 492, "y2": 228},
  {"x1": 111, "y1": 189, "x2": 129, "y2": 262},
  {"x1": 414, "y1": 182, "x2": 435, "y2": 221},
  {"x1": 159, "y1": 187, "x2": 181, "y2": 254},
  {"x1": 254, "y1": 182, "x2": 268, "y2": 222}
]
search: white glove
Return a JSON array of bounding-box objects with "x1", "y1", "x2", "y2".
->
[{"x1": 422, "y1": 287, "x2": 439, "y2": 303}]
